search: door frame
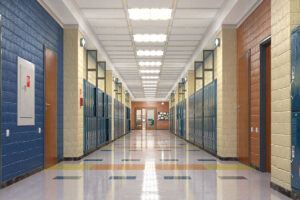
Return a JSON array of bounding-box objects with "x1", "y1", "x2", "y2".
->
[
  {"x1": 237, "y1": 49, "x2": 251, "y2": 165},
  {"x1": 43, "y1": 46, "x2": 58, "y2": 167},
  {"x1": 259, "y1": 35, "x2": 271, "y2": 172}
]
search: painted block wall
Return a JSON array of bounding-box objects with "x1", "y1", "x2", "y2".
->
[
  {"x1": 63, "y1": 29, "x2": 85, "y2": 158},
  {"x1": 237, "y1": 0, "x2": 271, "y2": 167},
  {"x1": 216, "y1": 29, "x2": 237, "y2": 158},
  {"x1": 270, "y1": 0, "x2": 300, "y2": 191},
  {"x1": 0, "y1": 0, "x2": 63, "y2": 182}
]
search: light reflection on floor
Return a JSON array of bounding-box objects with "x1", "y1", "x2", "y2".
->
[{"x1": 0, "y1": 130, "x2": 291, "y2": 200}]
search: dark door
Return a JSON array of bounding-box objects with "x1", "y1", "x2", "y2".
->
[
  {"x1": 237, "y1": 50, "x2": 250, "y2": 165},
  {"x1": 265, "y1": 42, "x2": 271, "y2": 172},
  {"x1": 44, "y1": 47, "x2": 57, "y2": 168}
]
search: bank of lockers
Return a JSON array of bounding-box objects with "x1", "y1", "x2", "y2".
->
[
  {"x1": 186, "y1": 79, "x2": 217, "y2": 154},
  {"x1": 195, "y1": 88, "x2": 204, "y2": 147},
  {"x1": 189, "y1": 94, "x2": 195, "y2": 143},
  {"x1": 203, "y1": 80, "x2": 217, "y2": 154},
  {"x1": 84, "y1": 79, "x2": 113, "y2": 153},
  {"x1": 169, "y1": 107, "x2": 175, "y2": 134},
  {"x1": 125, "y1": 107, "x2": 131, "y2": 134}
]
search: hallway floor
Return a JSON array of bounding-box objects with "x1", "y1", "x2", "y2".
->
[{"x1": 0, "y1": 130, "x2": 290, "y2": 200}]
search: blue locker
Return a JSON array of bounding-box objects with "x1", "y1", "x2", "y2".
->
[{"x1": 292, "y1": 25, "x2": 300, "y2": 193}]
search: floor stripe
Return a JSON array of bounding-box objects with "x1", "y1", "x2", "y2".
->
[
  {"x1": 164, "y1": 176, "x2": 191, "y2": 180},
  {"x1": 109, "y1": 176, "x2": 136, "y2": 180},
  {"x1": 197, "y1": 159, "x2": 217, "y2": 162},
  {"x1": 122, "y1": 159, "x2": 141, "y2": 162},
  {"x1": 53, "y1": 176, "x2": 81, "y2": 180},
  {"x1": 218, "y1": 176, "x2": 247, "y2": 180},
  {"x1": 84, "y1": 159, "x2": 103, "y2": 162}
]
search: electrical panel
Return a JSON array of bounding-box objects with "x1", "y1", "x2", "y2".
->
[{"x1": 17, "y1": 57, "x2": 35, "y2": 126}]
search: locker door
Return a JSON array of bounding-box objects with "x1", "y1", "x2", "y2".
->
[
  {"x1": 292, "y1": 112, "x2": 300, "y2": 191},
  {"x1": 292, "y1": 27, "x2": 300, "y2": 109}
]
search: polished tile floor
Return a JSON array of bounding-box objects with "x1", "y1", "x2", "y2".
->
[{"x1": 0, "y1": 130, "x2": 291, "y2": 200}]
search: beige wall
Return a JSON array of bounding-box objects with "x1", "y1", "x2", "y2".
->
[
  {"x1": 63, "y1": 29, "x2": 85, "y2": 157},
  {"x1": 270, "y1": 0, "x2": 300, "y2": 190},
  {"x1": 216, "y1": 29, "x2": 237, "y2": 158}
]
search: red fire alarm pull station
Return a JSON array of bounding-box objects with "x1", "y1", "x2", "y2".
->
[
  {"x1": 80, "y1": 98, "x2": 83, "y2": 107},
  {"x1": 26, "y1": 76, "x2": 30, "y2": 87}
]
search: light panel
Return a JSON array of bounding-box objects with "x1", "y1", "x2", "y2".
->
[
  {"x1": 143, "y1": 81, "x2": 157, "y2": 84},
  {"x1": 128, "y1": 9, "x2": 172, "y2": 20},
  {"x1": 140, "y1": 70, "x2": 160, "y2": 74},
  {"x1": 137, "y1": 50, "x2": 164, "y2": 57},
  {"x1": 143, "y1": 84, "x2": 157, "y2": 87},
  {"x1": 134, "y1": 34, "x2": 167, "y2": 42},
  {"x1": 141, "y1": 76, "x2": 159, "y2": 79},
  {"x1": 139, "y1": 61, "x2": 162, "y2": 67}
]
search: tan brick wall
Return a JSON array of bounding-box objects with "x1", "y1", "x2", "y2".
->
[
  {"x1": 63, "y1": 29, "x2": 84, "y2": 157},
  {"x1": 270, "y1": 0, "x2": 300, "y2": 191}
]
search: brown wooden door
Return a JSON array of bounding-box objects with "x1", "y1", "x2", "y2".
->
[
  {"x1": 135, "y1": 108, "x2": 142, "y2": 130},
  {"x1": 146, "y1": 108, "x2": 157, "y2": 130},
  {"x1": 266, "y1": 43, "x2": 271, "y2": 172},
  {"x1": 44, "y1": 47, "x2": 57, "y2": 168},
  {"x1": 237, "y1": 51, "x2": 250, "y2": 165}
]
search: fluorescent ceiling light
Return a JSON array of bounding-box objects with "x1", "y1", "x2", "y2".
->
[
  {"x1": 139, "y1": 61, "x2": 162, "y2": 67},
  {"x1": 141, "y1": 76, "x2": 159, "y2": 79},
  {"x1": 143, "y1": 84, "x2": 157, "y2": 87},
  {"x1": 140, "y1": 70, "x2": 160, "y2": 74},
  {"x1": 137, "y1": 50, "x2": 163, "y2": 57},
  {"x1": 128, "y1": 9, "x2": 172, "y2": 20},
  {"x1": 143, "y1": 81, "x2": 158, "y2": 84},
  {"x1": 134, "y1": 34, "x2": 167, "y2": 42}
]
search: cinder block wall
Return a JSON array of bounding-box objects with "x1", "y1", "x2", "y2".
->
[
  {"x1": 63, "y1": 29, "x2": 84, "y2": 157},
  {"x1": 217, "y1": 29, "x2": 237, "y2": 158},
  {"x1": 270, "y1": 0, "x2": 300, "y2": 191}
]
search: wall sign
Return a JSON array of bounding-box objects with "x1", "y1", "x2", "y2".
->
[
  {"x1": 17, "y1": 57, "x2": 35, "y2": 126},
  {"x1": 158, "y1": 112, "x2": 169, "y2": 121}
]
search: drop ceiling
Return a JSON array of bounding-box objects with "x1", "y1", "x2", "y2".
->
[{"x1": 40, "y1": 0, "x2": 263, "y2": 101}]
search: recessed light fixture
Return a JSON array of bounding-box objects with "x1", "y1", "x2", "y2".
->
[
  {"x1": 134, "y1": 34, "x2": 167, "y2": 42},
  {"x1": 143, "y1": 80, "x2": 158, "y2": 84},
  {"x1": 128, "y1": 9, "x2": 172, "y2": 20},
  {"x1": 140, "y1": 70, "x2": 160, "y2": 74},
  {"x1": 137, "y1": 50, "x2": 163, "y2": 57},
  {"x1": 139, "y1": 61, "x2": 162, "y2": 67},
  {"x1": 143, "y1": 84, "x2": 157, "y2": 87},
  {"x1": 141, "y1": 76, "x2": 159, "y2": 79}
]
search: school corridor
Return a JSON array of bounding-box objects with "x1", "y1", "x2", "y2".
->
[{"x1": 0, "y1": 0, "x2": 299, "y2": 199}]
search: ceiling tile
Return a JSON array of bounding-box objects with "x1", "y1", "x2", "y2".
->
[
  {"x1": 76, "y1": 0, "x2": 123, "y2": 8},
  {"x1": 177, "y1": 0, "x2": 225, "y2": 9},
  {"x1": 82, "y1": 9, "x2": 125, "y2": 18}
]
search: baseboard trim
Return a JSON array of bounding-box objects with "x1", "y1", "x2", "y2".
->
[
  {"x1": 215, "y1": 155, "x2": 238, "y2": 161},
  {"x1": 1, "y1": 167, "x2": 44, "y2": 188},
  {"x1": 270, "y1": 182, "x2": 291, "y2": 198}
]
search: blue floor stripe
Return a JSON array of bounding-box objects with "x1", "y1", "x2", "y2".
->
[
  {"x1": 54, "y1": 176, "x2": 81, "y2": 180},
  {"x1": 197, "y1": 159, "x2": 217, "y2": 161},
  {"x1": 109, "y1": 176, "x2": 136, "y2": 180},
  {"x1": 164, "y1": 176, "x2": 191, "y2": 180},
  {"x1": 84, "y1": 159, "x2": 103, "y2": 162}
]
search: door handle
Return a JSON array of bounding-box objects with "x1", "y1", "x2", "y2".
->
[{"x1": 45, "y1": 103, "x2": 51, "y2": 107}]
